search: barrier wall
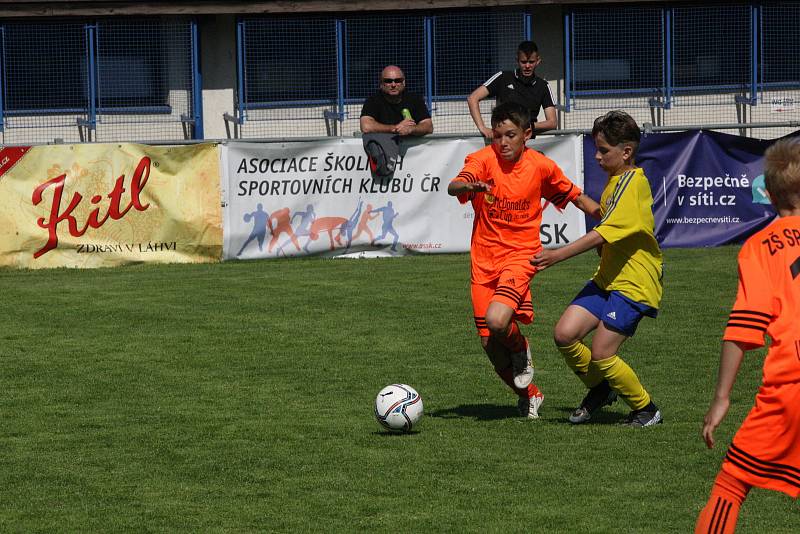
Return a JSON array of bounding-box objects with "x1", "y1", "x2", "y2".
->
[
  {"x1": 0, "y1": 143, "x2": 222, "y2": 269},
  {"x1": 583, "y1": 130, "x2": 785, "y2": 248},
  {"x1": 0, "y1": 130, "x2": 793, "y2": 269},
  {"x1": 221, "y1": 136, "x2": 586, "y2": 260}
]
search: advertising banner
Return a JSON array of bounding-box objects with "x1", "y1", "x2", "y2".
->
[
  {"x1": 222, "y1": 136, "x2": 586, "y2": 260},
  {"x1": 0, "y1": 143, "x2": 223, "y2": 269},
  {"x1": 583, "y1": 130, "x2": 778, "y2": 248}
]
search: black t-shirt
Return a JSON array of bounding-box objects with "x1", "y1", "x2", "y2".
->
[
  {"x1": 360, "y1": 92, "x2": 431, "y2": 125},
  {"x1": 484, "y1": 70, "x2": 555, "y2": 127}
]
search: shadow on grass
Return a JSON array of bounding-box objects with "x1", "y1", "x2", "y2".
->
[
  {"x1": 373, "y1": 430, "x2": 422, "y2": 437},
  {"x1": 428, "y1": 403, "x2": 518, "y2": 421},
  {"x1": 548, "y1": 403, "x2": 628, "y2": 425}
]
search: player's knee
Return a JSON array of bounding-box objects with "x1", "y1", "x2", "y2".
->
[
  {"x1": 485, "y1": 315, "x2": 509, "y2": 337},
  {"x1": 553, "y1": 325, "x2": 578, "y2": 347}
]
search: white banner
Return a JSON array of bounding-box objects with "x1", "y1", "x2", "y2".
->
[{"x1": 221, "y1": 136, "x2": 585, "y2": 260}]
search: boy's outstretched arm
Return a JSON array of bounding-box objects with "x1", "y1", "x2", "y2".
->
[
  {"x1": 572, "y1": 193, "x2": 601, "y2": 220},
  {"x1": 447, "y1": 180, "x2": 491, "y2": 196},
  {"x1": 701, "y1": 340, "x2": 752, "y2": 449},
  {"x1": 530, "y1": 229, "x2": 605, "y2": 270}
]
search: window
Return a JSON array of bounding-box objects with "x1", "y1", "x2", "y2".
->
[
  {"x1": 343, "y1": 14, "x2": 426, "y2": 100},
  {"x1": 433, "y1": 11, "x2": 525, "y2": 98},
  {"x1": 570, "y1": 7, "x2": 663, "y2": 94},
  {"x1": 3, "y1": 22, "x2": 87, "y2": 112},
  {"x1": 240, "y1": 17, "x2": 337, "y2": 105},
  {"x1": 97, "y1": 19, "x2": 186, "y2": 110},
  {"x1": 761, "y1": 2, "x2": 800, "y2": 87},
  {"x1": 672, "y1": 5, "x2": 751, "y2": 92}
]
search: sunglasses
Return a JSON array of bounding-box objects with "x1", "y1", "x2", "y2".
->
[{"x1": 382, "y1": 78, "x2": 405, "y2": 84}]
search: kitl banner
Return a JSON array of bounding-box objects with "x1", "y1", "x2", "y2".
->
[
  {"x1": 584, "y1": 130, "x2": 781, "y2": 248},
  {"x1": 221, "y1": 135, "x2": 586, "y2": 260},
  {"x1": 0, "y1": 143, "x2": 223, "y2": 269}
]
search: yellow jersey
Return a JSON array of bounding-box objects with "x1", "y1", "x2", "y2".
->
[{"x1": 592, "y1": 167, "x2": 663, "y2": 309}]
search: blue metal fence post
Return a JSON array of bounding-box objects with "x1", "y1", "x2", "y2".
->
[
  {"x1": 664, "y1": 8, "x2": 672, "y2": 110},
  {"x1": 191, "y1": 20, "x2": 204, "y2": 139},
  {"x1": 0, "y1": 26, "x2": 4, "y2": 133},
  {"x1": 424, "y1": 16, "x2": 434, "y2": 116},
  {"x1": 236, "y1": 20, "x2": 246, "y2": 125},
  {"x1": 563, "y1": 10, "x2": 571, "y2": 113},
  {"x1": 750, "y1": 3, "x2": 759, "y2": 105},
  {"x1": 335, "y1": 19, "x2": 346, "y2": 133},
  {"x1": 524, "y1": 13, "x2": 532, "y2": 41},
  {"x1": 86, "y1": 23, "x2": 97, "y2": 137}
]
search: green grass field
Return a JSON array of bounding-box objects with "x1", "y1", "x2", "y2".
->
[{"x1": 2, "y1": 248, "x2": 798, "y2": 532}]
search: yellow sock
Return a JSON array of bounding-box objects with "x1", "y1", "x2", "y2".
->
[
  {"x1": 557, "y1": 341, "x2": 603, "y2": 389},
  {"x1": 591, "y1": 355, "x2": 650, "y2": 410}
]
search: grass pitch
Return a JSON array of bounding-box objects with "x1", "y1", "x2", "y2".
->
[{"x1": 2, "y1": 248, "x2": 798, "y2": 532}]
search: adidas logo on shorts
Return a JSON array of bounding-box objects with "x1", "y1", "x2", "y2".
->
[{"x1": 606, "y1": 311, "x2": 617, "y2": 320}]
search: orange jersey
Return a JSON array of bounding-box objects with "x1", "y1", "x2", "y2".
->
[
  {"x1": 452, "y1": 145, "x2": 581, "y2": 284},
  {"x1": 723, "y1": 216, "x2": 800, "y2": 386}
]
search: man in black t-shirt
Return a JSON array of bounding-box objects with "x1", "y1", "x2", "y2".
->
[
  {"x1": 467, "y1": 41, "x2": 557, "y2": 139},
  {"x1": 360, "y1": 65, "x2": 433, "y2": 137}
]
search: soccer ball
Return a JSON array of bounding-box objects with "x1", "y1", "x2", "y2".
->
[{"x1": 374, "y1": 384, "x2": 423, "y2": 433}]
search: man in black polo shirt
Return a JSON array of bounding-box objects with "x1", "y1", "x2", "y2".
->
[
  {"x1": 360, "y1": 65, "x2": 433, "y2": 137},
  {"x1": 360, "y1": 65, "x2": 432, "y2": 176},
  {"x1": 467, "y1": 41, "x2": 557, "y2": 139}
]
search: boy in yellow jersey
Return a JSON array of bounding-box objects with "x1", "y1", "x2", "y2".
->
[
  {"x1": 695, "y1": 138, "x2": 800, "y2": 534},
  {"x1": 531, "y1": 110, "x2": 663, "y2": 427}
]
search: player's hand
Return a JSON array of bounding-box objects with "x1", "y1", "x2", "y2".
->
[
  {"x1": 469, "y1": 181, "x2": 492, "y2": 193},
  {"x1": 479, "y1": 126, "x2": 493, "y2": 140},
  {"x1": 701, "y1": 397, "x2": 730, "y2": 449},
  {"x1": 530, "y1": 249, "x2": 560, "y2": 270}
]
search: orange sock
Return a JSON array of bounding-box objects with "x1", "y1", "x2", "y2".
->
[
  {"x1": 496, "y1": 321, "x2": 527, "y2": 353},
  {"x1": 495, "y1": 367, "x2": 541, "y2": 398},
  {"x1": 695, "y1": 470, "x2": 750, "y2": 534}
]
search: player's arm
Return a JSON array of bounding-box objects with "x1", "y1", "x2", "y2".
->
[
  {"x1": 530, "y1": 229, "x2": 605, "y2": 270},
  {"x1": 467, "y1": 85, "x2": 493, "y2": 139},
  {"x1": 571, "y1": 193, "x2": 601, "y2": 220},
  {"x1": 533, "y1": 106, "x2": 558, "y2": 134},
  {"x1": 447, "y1": 179, "x2": 490, "y2": 196},
  {"x1": 701, "y1": 340, "x2": 754, "y2": 449}
]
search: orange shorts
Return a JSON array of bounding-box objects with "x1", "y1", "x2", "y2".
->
[
  {"x1": 722, "y1": 382, "x2": 800, "y2": 498},
  {"x1": 471, "y1": 266, "x2": 535, "y2": 337}
]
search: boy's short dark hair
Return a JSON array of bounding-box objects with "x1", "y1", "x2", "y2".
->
[
  {"x1": 764, "y1": 137, "x2": 800, "y2": 211},
  {"x1": 491, "y1": 102, "x2": 532, "y2": 130},
  {"x1": 592, "y1": 110, "x2": 641, "y2": 156},
  {"x1": 517, "y1": 41, "x2": 539, "y2": 56}
]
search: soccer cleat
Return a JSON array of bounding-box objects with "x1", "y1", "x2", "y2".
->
[
  {"x1": 517, "y1": 390, "x2": 544, "y2": 419},
  {"x1": 510, "y1": 339, "x2": 534, "y2": 389},
  {"x1": 621, "y1": 402, "x2": 663, "y2": 428},
  {"x1": 568, "y1": 380, "x2": 618, "y2": 424}
]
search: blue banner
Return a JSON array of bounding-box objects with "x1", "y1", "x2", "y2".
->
[{"x1": 583, "y1": 130, "x2": 788, "y2": 248}]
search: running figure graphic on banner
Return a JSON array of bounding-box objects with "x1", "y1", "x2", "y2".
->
[
  {"x1": 371, "y1": 200, "x2": 400, "y2": 251},
  {"x1": 237, "y1": 203, "x2": 271, "y2": 257}
]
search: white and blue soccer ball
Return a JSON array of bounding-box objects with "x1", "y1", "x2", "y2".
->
[{"x1": 374, "y1": 384, "x2": 424, "y2": 433}]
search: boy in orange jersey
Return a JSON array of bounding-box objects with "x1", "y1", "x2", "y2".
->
[
  {"x1": 695, "y1": 137, "x2": 800, "y2": 534},
  {"x1": 448, "y1": 102, "x2": 600, "y2": 418}
]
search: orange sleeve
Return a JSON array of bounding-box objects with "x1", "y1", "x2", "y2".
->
[
  {"x1": 723, "y1": 242, "x2": 772, "y2": 347},
  {"x1": 450, "y1": 153, "x2": 486, "y2": 205},
  {"x1": 540, "y1": 159, "x2": 581, "y2": 209}
]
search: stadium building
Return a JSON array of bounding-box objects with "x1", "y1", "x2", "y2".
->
[{"x1": 0, "y1": 0, "x2": 797, "y2": 144}]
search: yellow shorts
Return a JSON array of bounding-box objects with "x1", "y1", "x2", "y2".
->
[
  {"x1": 722, "y1": 382, "x2": 800, "y2": 498},
  {"x1": 471, "y1": 266, "x2": 535, "y2": 336}
]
